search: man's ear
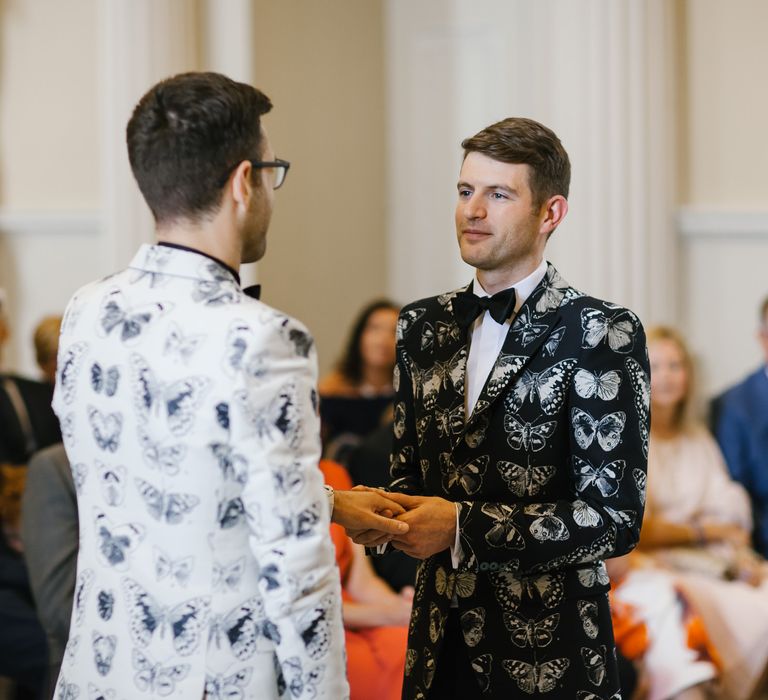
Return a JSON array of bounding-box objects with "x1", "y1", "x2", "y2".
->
[
  {"x1": 229, "y1": 160, "x2": 253, "y2": 209},
  {"x1": 539, "y1": 195, "x2": 568, "y2": 236}
]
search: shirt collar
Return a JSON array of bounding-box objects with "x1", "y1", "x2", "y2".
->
[
  {"x1": 156, "y1": 241, "x2": 241, "y2": 285},
  {"x1": 473, "y1": 258, "x2": 548, "y2": 313}
]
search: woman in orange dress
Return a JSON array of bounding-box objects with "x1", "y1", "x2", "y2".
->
[{"x1": 320, "y1": 460, "x2": 411, "y2": 700}]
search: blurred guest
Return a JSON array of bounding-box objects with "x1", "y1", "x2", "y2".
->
[
  {"x1": 32, "y1": 316, "x2": 62, "y2": 386},
  {"x1": 21, "y1": 444, "x2": 76, "y2": 699},
  {"x1": 714, "y1": 295, "x2": 768, "y2": 557},
  {"x1": 621, "y1": 326, "x2": 768, "y2": 700},
  {"x1": 320, "y1": 460, "x2": 409, "y2": 700},
  {"x1": 319, "y1": 300, "x2": 399, "y2": 460}
]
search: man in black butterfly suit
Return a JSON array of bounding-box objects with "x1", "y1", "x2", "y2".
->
[{"x1": 371, "y1": 118, "x2": 650, "y2": 698}]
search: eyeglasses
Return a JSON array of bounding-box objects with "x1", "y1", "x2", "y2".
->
[{"x1": 249, "y1": 158, "x2": 290, "y2": 189}]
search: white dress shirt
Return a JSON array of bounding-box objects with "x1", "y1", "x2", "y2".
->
[{"x1": 451, "y1": 258, "x2": 548, "y2": 570}]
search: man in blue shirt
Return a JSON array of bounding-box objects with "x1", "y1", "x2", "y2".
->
[{"x1": 715, "y1": 295, "x2": 768, "y2": 557}]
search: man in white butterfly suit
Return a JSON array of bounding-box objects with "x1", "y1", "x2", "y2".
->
[
  {"x1": 363, "y1": 118, "x2": 651, "y2": 698},
  {"x1": 51, "y1": 72, "x2": 409, "y2": 699}
]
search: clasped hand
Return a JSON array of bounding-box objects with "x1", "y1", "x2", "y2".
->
[{"x1": 344, "y1": 488, "x2": 457, "y2": 560}]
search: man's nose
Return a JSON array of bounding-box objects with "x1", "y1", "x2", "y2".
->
[{"x1": 463, "y1": 194, "x2": 486, "y2": 220}]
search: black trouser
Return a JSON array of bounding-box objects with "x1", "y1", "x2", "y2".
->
[{"x1": 428, "y1": 610, "x2": 485, "y2": 699}]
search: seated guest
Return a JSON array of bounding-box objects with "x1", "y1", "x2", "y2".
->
[
  {"x1": 614, "y1": 326, "x2": 768, "y2": 700},
  {"x1": 713, "y1": 294, "x2": 768, "y2": 557},
  {"x1": 32, "y1": 316, "x2": 62, "y2": 386},
  {"x1": 320, "y1": 460, "x2": 409, "y2": 700},
  {"x1": 319, "y1": 299, "x2": 399, "y2": 461}
]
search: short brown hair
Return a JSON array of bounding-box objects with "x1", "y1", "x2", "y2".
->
[
  {"x1": 461, "y1": 117, "x2": 571, "y2": 209},
  {"x1": 33, "y1": 315, "x2": 62, "y2": 369}
]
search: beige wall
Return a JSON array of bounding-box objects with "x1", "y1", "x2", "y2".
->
[{"x1": 252, "y1": 0, "x2": 388, "y2": 375}]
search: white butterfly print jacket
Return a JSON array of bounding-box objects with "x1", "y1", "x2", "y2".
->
[
  {"x1": 53, "y1": 245, "x2": 348, "y2": 699},
  {"x1": 389, "y1": 263, "x2": 650, "y2": 698}
]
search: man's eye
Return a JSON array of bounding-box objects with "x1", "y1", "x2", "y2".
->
[
  {"x1": 491, "y1": 192, "x2": 508, "y2": 200},
  {"x1": 458, "y1": 190, "x2": 472, "y2": 198}
]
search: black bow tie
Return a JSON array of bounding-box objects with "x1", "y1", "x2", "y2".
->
[
  {"x1": 242, "y1": 284, "x2": 261, "y2": 300},
  {"x1": 453, "y1": 286, "x2": 516, "y2": 329}
]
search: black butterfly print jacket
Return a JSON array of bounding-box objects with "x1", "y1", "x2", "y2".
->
[{"x1": 389, "y1": 263, "x2": 650, "y2": 698}]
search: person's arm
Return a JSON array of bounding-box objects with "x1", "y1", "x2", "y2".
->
[
  {"x1": 341, "y1": 543, "x2": 411, "y2": 630},
  {"x1": 20, "y1": 444, "x2": 78, "y2": 656},
  {"x1": 390, "y1": 308, "x2": 650, "y2": 573},
  {"x1": 236, "y1": 314, "x2": 348, "y2": 699},
  {"x1": 715, "y1": 397, "x2": 753, "y2": 491}
]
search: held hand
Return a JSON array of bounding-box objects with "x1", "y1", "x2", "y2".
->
[
  {"x1": 332, "y1": 489, "x2": 410, "y2": 542},
  {"x1": 387, "y1": 494, "x2": 457, "y2": 560},
  {"x1": 700, "y1": 521, "x2": 750, "y2": 548}
]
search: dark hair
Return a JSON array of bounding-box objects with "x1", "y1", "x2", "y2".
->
[
  {"x1": 338, "y1": 299, "x2": 399, "y2": 385},
  {"x1": 126, "y1": 71, "x2": 272, "y2": 225},
  {"x1": 461, "y1": 117, "x2": 570, "y2": 209}
]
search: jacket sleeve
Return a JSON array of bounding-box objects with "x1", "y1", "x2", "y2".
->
[
  {"x1": 233, "y1": 314, "x2": 348, "y2": 700},
  {"x1": 715, "y1": 397, "x2": 754, "y2": 491},
  {"x1": 455, "y1": 321, "x2": 650, "y2": 575}
]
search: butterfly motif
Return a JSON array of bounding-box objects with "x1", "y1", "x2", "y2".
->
[
  {"x1": 512, "y1": 308, "x2": 549, "y2": 346},
  {"x1": 441, "y1": 454, "x2": 488, "y2": 495},
  {"x1": 61, "y1": 412, "x2": 77, "y2": 449},
  {"x1": 280, "y1": 502, "x2": 321, "y2": 539},
  {"x1": 435, "y1": 567, "x2": 476, "y2": 599},
  {"x1": 574, "y1": 368, "x2": 621, "y2": 401},
  {"x1": 163, "y1": 323, "x2": 204, "y2": 364},
  {"x1": 154, "y1": 546, "x2": 194, "y2": 587},
  {"x1": 235, "y1": 382, "x2": 300, "y2": 447},
  {"x1": 503, "y1": 658, "x2": 570, "y2": 694},
  {"x1": 435, "y1": 404, "x2": 464, "y2": 437},
  {"x1": 208, "y1": 596, "x2": 278, "y2": 659},
  {"x1": 436, "y1": 320, "x2": 461, "y2": 346},
  {"x1": 504, "y1": 612, "x2": 560, "y2": 648},
  {"x1": 204, "y1": 668, "x2": 253, "y2": 700},
  {"x1": 92, "y1": 632, "x2": 116, "y2": 677},
  {"x1": 604, "y1": 506, "x2": 636, "y2": 529},
  {"x1": 460, "y1": 607, "x2": 485, "y2": 647},
  {"x1": 279, "y1": 656, "x2": 324, "y2": 699},
  {"x1": 393, "y1": 402, "x2": 407, "y2": 439},
  {"x1": 59, "y1": 342, "x2": 88, "y2": 405},
  {"x1": 212, "y1": 557, "x2": 246, "y2": 591},
  {"x1": 484, "y1": 354, "x2": 525, "y2": 400},
  {"x1": 389, "y1": 446, "x2": 414, "y2": 480},
  {"x1": 296, "y1": 594, "x2": 334, "y2": 661},
  {"x1": 94, "y1": 510, "x2": 145, "y2": 570},
  {"x1": 205, "y1": 442, "x2": 247, "y2": 484},
  {"x1": 508, "y1": 359, "x2": 576, "y2": 414},
  {"x1": 504, "y1": 415, "x2": 557, "y2": 452},
  {"x1": 574, "y1": 457, "x2": 625, "y2": 498},
  {"x1": 138, "y1": 428, "x2": 186, "y2": 476},
  {"x1": 421, "y1": 350, "x2": 465, "y2": 409},
  {"x1": 581, "y1": 307, "x2": 638, "y2": 353},
  {"x1": 572, "y1": 409, "x2": 626, "y2": 452},
  {"x1": 91, "y1": 363, "x2": 120, "y2": 397},
  {"x1": 192, "y1": 263, "x2": 239, "y2": 306},
  {"x1": 216, "y1": 402, "x2": 230, "y2": 430},
  {"x1": 72, "y1": 463, "x2": 88, "y2": 494},
  {"x1": 626, "y1": 357, "x2": 650, "y2": 456},
  {"x1": 281, "y1": 321, "x2": 314, "y2": 359},
  {"x1": 124, "y1": 578, "x2": 208, "y2": 655},
  {"x1": 577, "y1": 565, "x2": 610, "y2": 588},
  {"x1": 543, "y1": 326, "x2": 566, "y2": 357},
  {"x1": 397, "y1": 307, "x2": 426, "y2": 340},
  {"x1": 534, "y1": 272, "x2": 571, "y2": 314},
  {"x1": 420, "y1": 322, "x2": 435, "y2": 351},
  {"x1": 525, "y1": 503, "x2": 569, "y2": 541},
  {"x1": 582, "y1": 645, "x2": 608, "y2": 686},
  {"x1": 437, "y1": 289, "x2": 461, "y2": 307},
  {"x1": 135, "y1": 478, "x2": 200, "y2": 524},
  {"x1": 131, "y1": 354, "x2": 211, "y2": 437},
  {"x1": 428, "y1": 603, "x2": 444, "y2": 643},
  {"x1": 223, "y1": 321, "x2": 258, "y2": 378},
  {"x1": 497, "y1": 461, "x2": 554, "y2": 497},
  {"x1": 64, "y1": 635, "x2": 80, "y2": 665},
  {"x1": 392, "y1": 363, "x2": 401, "y2": 392},
  {"x1": 97, "y1": 590, "x2": 114, "y2": 621},
  {"x1": 415, "y1": 415, "x2": 431, "y2": 446},
  {"x1": 492, "y1": 571, "x2": 565, "y2": 611},
  {"x1": 577, "y1": 600, "x2": 599, "y2": 639},
  {"x1": 87, "y1": 406, "x2": 123, "y2": 453},
  {"x1": 464, "y1": 411, "x2": 489, "y2": 448},
  {"x1": 97, "y1": 463, "x2": 125, "y2": 506},
  {"x1": 481, "y1": 503, "x2": 525, "y2": 550},
  {"x1": 217, "y1": 497, "x2": 246, "y2": 529},
  {"x1": 540, "y1": 530, "x2": 615, "y2": 571},
  {"x1": 98, "y1": 289, "x2": 170, "y2": 344},
  {"x1": 272, "y1": 462, "x2": 305, "y2": 495},
  {"x1": 132, "y1": 648, "x2": 189, "y2": 696},
  {"x1": 56, "y1": 677, "x2": 81, "y2": 700},
  {"x1": 405, "y1": 649, "x2": 418, "y2": 676},
  {"x1": 471, "y1": 654, "x2": 493, "y2": 693},
  {"x1": 633, "y1": 468, "x2": 647, "y2": 506},
  {"x1": 423, "y1": 648, "x2": 436, "y2": 689},
  {"x1": 74, "y1": 569, "x2": 95, "y2": 626},
  {"x1": 572, "y1": 499, "x2": 604, "y2": 528},
  {"x1": 87, "y1": 682, "x2": 115, "y2": 700},
  {"x1": 577, "y1": 692, "x2": 622, "y2": 700}
]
